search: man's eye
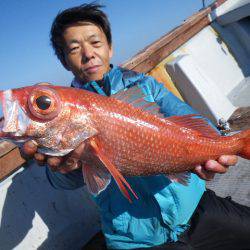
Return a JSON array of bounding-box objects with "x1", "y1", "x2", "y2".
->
[
  {"x1": 92, "y1": 41, "x2": 101, "y2": 46},
  {"x1": 70, "y1": 46, "x2": 79, "y2": 52}
]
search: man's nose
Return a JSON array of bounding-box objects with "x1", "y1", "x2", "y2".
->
[{"x1": 82, "y1": 45, "x2": 94, "y2": 63}]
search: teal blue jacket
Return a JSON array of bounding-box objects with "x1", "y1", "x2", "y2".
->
[{"x1": 46, "y1": 66, "x2": 205, "y2": 249}]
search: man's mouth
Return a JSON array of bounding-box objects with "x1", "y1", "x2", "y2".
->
[{"x1": 84, "y1": 65, "x2": 101, "y2": 74}]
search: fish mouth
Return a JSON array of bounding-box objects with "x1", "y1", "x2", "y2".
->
[
  {"x1": 0, "y1": 89, "x2": 15, "y2": 135},
  {"x1": 0, "y1": 118, "x2": 4, "y2": 138},
  {"x1": 0, "y1": 89, "x2": 29, "y2": 139},
  {"x1": 0, "y1": 92, "x2": 6, "y2": 137},
  {"x1": 0, "y1": 114, "x2": 9, "y2": 139},
  {"x1": 0, "y1": 116, "x2": 4, "y2": 129}
]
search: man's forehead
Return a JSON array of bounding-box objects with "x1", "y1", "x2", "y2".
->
[
  {"x1": 62, "y1": 22, "x2": 104, "y2": 44},
  {"x1": 64, "y1": 21, "x2": 103, "y2": 34}
]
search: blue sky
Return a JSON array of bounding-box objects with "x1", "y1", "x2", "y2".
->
[{"x1": 0, "y1": 0, "x2": 214, "y2": 90}]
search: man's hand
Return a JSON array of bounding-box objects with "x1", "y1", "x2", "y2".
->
[
  {"x1": 193, "y1": 155, "x2": 238, "y2": 180},
  {"x1": 21, "y1": 140, "x2": 86, "y2": 173}
]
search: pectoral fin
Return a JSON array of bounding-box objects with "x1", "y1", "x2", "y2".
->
[
  {"x1": 82, "y1": 162, "x2": 111, "y2": 195},
  {"x1": 166, "y1": 171, "x2": 191, "y2": 186},
  {"x1": 89, "y1": 138, "x2": 138, "y2": 203}
]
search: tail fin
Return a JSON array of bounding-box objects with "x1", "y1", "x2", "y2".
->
[{"x1": 238, "y1": 129, "x2": 250, "y2": 160}]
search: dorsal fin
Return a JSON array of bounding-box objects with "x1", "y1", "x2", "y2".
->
[
  {"x1": 112, "y1": 85, "x2": 164, "y2": 118},
  {"x1": 112, "y1": 85, "x2": 218, "y2": 138},
  {"x1": 167, "y1": 114, "x2": 219, "y2": 138}
]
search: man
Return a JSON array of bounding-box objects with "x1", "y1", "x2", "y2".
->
[{"x1": 22, "y1": 3, "x2": 250, "y2": 250}]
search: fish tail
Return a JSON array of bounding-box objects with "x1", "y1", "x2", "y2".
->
[{"x1": 237, "y1": 129, "x2": 250, "y2": 159}]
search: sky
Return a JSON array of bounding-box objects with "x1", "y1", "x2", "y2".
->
[{"x1": 0, "y1": 0, "x2": 215, "y2": 90}]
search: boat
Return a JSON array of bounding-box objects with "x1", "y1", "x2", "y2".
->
[{"x1": 0, "y1": 0, "x2": 249, "y2": 249}]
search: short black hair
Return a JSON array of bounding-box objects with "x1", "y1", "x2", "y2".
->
[{"x1": 50, "y1": 3, "x2": 112, "y2": 68}]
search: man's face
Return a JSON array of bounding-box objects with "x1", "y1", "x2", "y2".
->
[{"x1": 62, "y1": 22, "x2": 113, "y2": 83}]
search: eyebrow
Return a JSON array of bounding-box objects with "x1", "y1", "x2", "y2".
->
[
  {"x1": 68, "y1": 39, "x2": 80, "y2": 44},
  {"x1": 67, "y1": 34, "x2": 100, "y2": 45},
  {"x1": 88, "y1": 34, "x2": 100, "y2": 40}
]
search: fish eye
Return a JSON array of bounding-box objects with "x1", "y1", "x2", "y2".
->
[
  {"x1": 28, "y1": 86, "x2": 61, "y2": 121},
  {"x1": 36, "y1": 95, "x2": 51, "y2": 110}
]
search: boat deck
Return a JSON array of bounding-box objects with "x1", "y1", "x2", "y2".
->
[{"x1": 207, "y1": 158, "x2": 250, "y2": 206}]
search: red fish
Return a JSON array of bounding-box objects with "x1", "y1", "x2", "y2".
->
[{"x1": 0, "y1": 84, "x2": 249, "y2": 202}]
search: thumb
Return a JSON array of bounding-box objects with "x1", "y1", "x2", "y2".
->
[
  {"x1": 21, "y1": 140, "x2": 38, "y2": 158},
  {"x1": 58, "y1": 157, "x2": 82, "y2": 173}
]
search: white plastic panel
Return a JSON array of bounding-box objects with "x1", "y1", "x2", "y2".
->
[
  {"x1": 210, "y1": 0, "x2": 250, "y2": 25},
  {"x1": 166, "y1": 54, "x2": 237, "y2": 124}
]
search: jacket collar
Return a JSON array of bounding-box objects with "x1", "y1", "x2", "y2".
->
[
  {"x1": 71, "y1": 65, "x2": 144, "y2": 96},
  {"x1": 71, "y1": 65, "x2": 119, "y2": 96}
]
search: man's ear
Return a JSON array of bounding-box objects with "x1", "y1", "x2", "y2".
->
[
  {"x1": 59, "y1": 49, "x2": 71, "y2": 71},
  {"x1": 61, "y1": 56, "x2": 71, "y2": 71}
]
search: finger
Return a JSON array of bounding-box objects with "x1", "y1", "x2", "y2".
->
[
  {"x1": 193, "y1": 165, "x2": 215, "y2": 181},
  {"x1": 59, "y1": 158, "x2": 82, "y2": 173},
  {"x1": 34, "y1": 153, "x2": 46, "y2": 166},
  {"x1": 34, "y1": 152, "x2": 46, "y2": 162},
  {"x1": 218, "y1": 155, "x2": 238, "y2": 166},
  {"x1": 47, "y1": 156, "x2": 63, "y2": 171},
  {"x1": 204, "y1": 160, "x2": 227, "y2": 174},
  {"x1": 22, "y1": 140, "x2": 38, "y2": 158}
]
